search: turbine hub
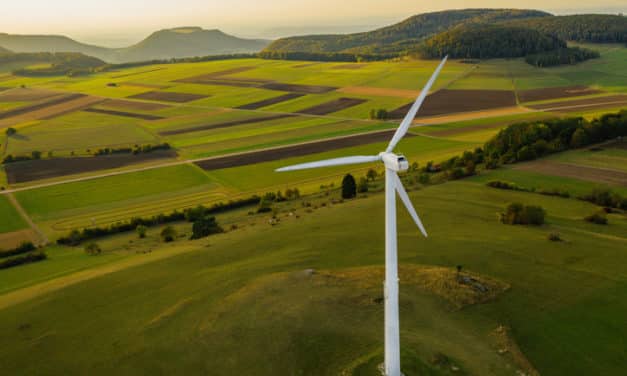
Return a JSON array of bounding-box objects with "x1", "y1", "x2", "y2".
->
[{"x1": 379, "y1": 152, "x2": 409, "y2": 172}]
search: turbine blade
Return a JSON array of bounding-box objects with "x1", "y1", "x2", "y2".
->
[
  {"x1": 392, "y1": 172, "x2": 428, "y2": 237},
  {"x1": 385, "y1": 56, "x2": 448, "y2": 153},
  {"x1": 275, "y1": 155, "x2": 380, "y2": 172}
]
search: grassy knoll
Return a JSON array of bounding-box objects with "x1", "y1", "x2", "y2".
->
[
  {"x1": 0, "y1": 179, "x2": 625, "y2": 375},
  {"x1": 0, "y1": 194, "x2": 27, "y2": 233},
  {"x1": 14, "y1": 164, "x2": 216, "y2": 221},
  {"x1": 5, "y1": 112, "x2": 158, "y2": 156}
]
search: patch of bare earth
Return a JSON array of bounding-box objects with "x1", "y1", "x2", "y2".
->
[
  {"x1": 490, "y1": 325, "x2": 539, "y2": 376},
  {"x1": 0, "y1": 95, "x2": 104, "y2": 127},
  {"x1": 236, "y1": 93, "x2": 304, "y2": 110},
  {"x1": 296, "y1": 97, "x2": 367, "y2": 115},
  {"x1": 0, "y1": 229, "x2": 38, "y2": 249},
  {"x1": 515, "y1": 160, "x2": 627, "y2": 186},
  {"x1": 129, "y1": 91, "x2": 207, "y2": 103},
  {"x1": 518, "y1": 85, "x2": 602, "y2": 103},
  {"x1": 390, "y1": 89, "x2": 516, "y2": 119}
]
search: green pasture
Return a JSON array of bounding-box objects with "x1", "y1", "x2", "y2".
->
[
  {"x1": 0, "y1": 195, "x2": 27, "y2": 233},
  {"x1": 544, "y1": 142, "x2": 627, "y2": 172},
  {"x1": 15, "y1": 164, "x2": 215, "y2": 221},
  {"x1": 447, "y1": 62, "x2": 515, "y2": 91},
  {"x1": 1, "y1": 180, "x2": 625, "y2": 375},
  {"x1": 5, "y1": 111, "x2": 158, "y2": 155}
]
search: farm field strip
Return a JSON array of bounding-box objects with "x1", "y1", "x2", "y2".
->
[
  {"x1": 236, "y1": 93, "x2": 305, "y2": 110},
  {"x1": 0, "y1": 93, "x2": 85, "y2": 120},
  {"x1": 526, "y1": 95, "x2": 627, "y2": 111},
  {"x1": 82, "y1": 107, "x2": 164, "y2": 120},
  {"x1": 159, "y1": 113, "x2": 295, "y2": 136},
  {"x1": 514, "y1": 160, "x2": 627, "y2": 187},
  {"x1": 129, "y1": 91, "x2": 208, "y2": 103}
]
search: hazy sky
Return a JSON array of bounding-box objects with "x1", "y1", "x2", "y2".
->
[{"x1": 2, "y1": 0, "x2": 626, "y2": 46}]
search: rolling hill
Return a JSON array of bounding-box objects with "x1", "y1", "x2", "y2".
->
[
  {"x1": 505, "y1": 14, "x2": 627, "y2": 43},
  {"x1": 0, "y1": 46, "x2": 12, "y2": 54},
  {"x1": 263, "y1": 9, "x2": 550, "y2": 55},
  {"x1": 0, "y1": 27, "x2": 270, "y2": 63}
]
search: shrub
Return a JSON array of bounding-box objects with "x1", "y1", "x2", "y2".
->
[
  {"x1": 84, "y1": 242, "x2": 102, "y2": 255},
  {"x1": 342, "y1": 174, "x2": 357, "y2": 199},
  {"x1": 5, "y1": 127, "x2": 16, "y2": 136},
  {"x1": 418, "y1": 173, "x2": 430, "y2": 184},
  {"x1": 500, "y1": 203, "x2": 545, "y2": 225},
  {"x1": 0, "y1": 251, "x2": 47, "y2": 269},
  {"x1": 161, "y1": 226, "x2": 177, "y2": 242},
  {"x1": 357, "y1": 177, "x2": 369, "y2": 193},
  {"x1": 547, "y1": 233, "x2": 562, "y2": 242},
  {"x1": 136, "y1": 225, "x2": 147, "y2": 239},
  {"x1": 190, "y1": 216, "x2": 224, "y2": 240},
  {"x1": 584, "y1": 212, "x2": 608, "y2": 225}
]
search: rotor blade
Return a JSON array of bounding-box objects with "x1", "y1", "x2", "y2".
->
[
  {"x1": 392, "y1": 172, "x2": 428, "y2": 237},
  {"x1": 385, "y1": 56, "x2": 448, "y2": 153},
  {"x1": 275, "y1": 155, "x2": 380, "y2": 172}
]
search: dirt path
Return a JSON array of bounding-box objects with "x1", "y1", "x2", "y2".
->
[{"x1": 6, "y1": 192, "x2": 48, "y2": 245}]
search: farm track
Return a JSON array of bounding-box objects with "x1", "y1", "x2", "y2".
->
[{"x1": 6, "y1": 193, "x2": 48, "y2": 245}]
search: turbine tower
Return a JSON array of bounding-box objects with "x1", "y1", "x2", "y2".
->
[{"x1": 276, "y1": 56, "x2": 448, "y2": 376}]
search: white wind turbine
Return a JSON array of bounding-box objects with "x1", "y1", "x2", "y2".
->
[{"x1": 276, "y1": 56, "x2": 448, "y2": 376}]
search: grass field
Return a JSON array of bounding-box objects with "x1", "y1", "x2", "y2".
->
[
  {"x1": 0, "y1": 194, "x2": 27, "y2": 233},
  {"x1": 0, "y1": 179, "x2": 625, "y2": 375}
]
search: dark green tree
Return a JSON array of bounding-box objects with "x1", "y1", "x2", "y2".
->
[
  {"x1": 342, "y1": 174, "x2": 357, "y2": 199},
  {"x1": 191, "y1": 216, "x2": 224, "y2": 240}
]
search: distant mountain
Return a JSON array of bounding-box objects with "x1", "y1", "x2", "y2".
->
[
  {"x1": 0, "y1": 27, "x2": 270, "y2": 63},
  {"x1": 264, "y1": 9, "x2": 551, "y2": 55},
  {"x1": 116, "y1": 27, "x2": 269, "y2": 62},
  {"x1": 0, "y1": 33, "x2": 110, "y2": 58}
]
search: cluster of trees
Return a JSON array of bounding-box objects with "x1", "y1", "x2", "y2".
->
[
  {"x1": 500, "y1": 203, "x2": 546, "y2": 225},
  {"x1": 2, "y1": 150, "x2": 42, "y2": 164},
  {"x1": 369, "y1": 109, "x2": 389, "y2": 120},
  {"x1": 0, "y1": 251, "x2": 47, "y2": 269},
  {"x1": 190, "y1": 216, "x2": 223, "y2": 240},
  {"x1": 525, "y1": 47, "x2": 599, "y2": 67},
  {"x1": 416, "y1": 24, "x2": 565, "y2": 59},
  {"x1": 437, "y1": 148, "x2": 483, "y2": 180},
  {"x1": 94, "y1": 143, "x2": 171, "y2": 156},
  {"x1": 257, "y1": 51, "x2": 393, "y2": 62},
  {"x1": 0, "y1": 241, "x2": 36, "y2": 259},
  {"x1": 486, "y1": 180, "x2": 570, "y2": 198},
  {"x1": 483, "y1": 110, "x2": 627, "y2": 167},
  {"x1": 257, "y1": 189, "x2": 301, "y2": 213},
  {"x1": 580, "y1": 187, "x2": 627, "y2": 210},
  {"x1": 58, "y1": 196, "x2": 260, "y2": 245},
  {"x1": 506, "y1": 14, "x2": 627, "y2": 44},
  {"x1": 584, "y1": 212, "x2": 608, "y2": 225}
]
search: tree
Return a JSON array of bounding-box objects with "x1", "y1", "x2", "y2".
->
[
  {"x1": 570, "y1": 128, "x2": 589, "y2": 147},
  {"x1": 31, "y1": 150, "x2": 42, "y2": 160},
  {"x1": 366, "y1": 169, "x2": 378, "y2": 182},
  {"x1": 160, "y1": 226, "x2": 177, "y2": 242},
  {"x1": 191, "y1": 216, "x2": 224, "y2": 240},
  {"x1": 342, "y1": 174, "x2": 357, "y2": 199},
  {"x1": 136, "y1": 225, "x2": 147, "y2": 239},
  {"x1": 84, "y1": 242, "x2": 102, "y2": 255},
  {"x1": 5, "y1": 127, "x2": 16, "y2": 136}
]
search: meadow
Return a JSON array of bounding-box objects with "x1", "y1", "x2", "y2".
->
[{"x1": 0, "y1": 42, "x2": 626, "y2": 375}]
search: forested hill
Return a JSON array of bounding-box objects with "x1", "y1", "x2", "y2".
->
[
  {"x1": 264, "y1": 9, "x2": 550, "y2": 55},
  {"x1": 504, "y1": 14, "x2": 627, "y2": 43},
  {"x1": 416, "y1": 24, "x2": 565, "y2": 59}
]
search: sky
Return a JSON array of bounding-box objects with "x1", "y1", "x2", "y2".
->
[{"x1": 2, "y1": 0, "x2": 626, "y2": 46}]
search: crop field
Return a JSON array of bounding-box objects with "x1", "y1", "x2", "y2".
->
[{"x1": 0, "y1": 42, "x2": 626, "y2": 376}]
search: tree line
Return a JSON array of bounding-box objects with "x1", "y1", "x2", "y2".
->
[{"x1": 525, "y1": 47, "x2": 599, "y2": 67}]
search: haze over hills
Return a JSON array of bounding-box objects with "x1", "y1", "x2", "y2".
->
[
  {"x1": 0, "y1": 27, "x2": 270, "y2": 63},
  {"x1": 0, "y1": 46, "x2": 12, "y2": 54}
]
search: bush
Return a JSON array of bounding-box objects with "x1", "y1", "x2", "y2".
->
[
  {"x1": 418, "y1": 173, "x2": 430, "y2": 184},
  {"x1": 342, "y1": 174, "x2": 357, "y2": 199},
  {"x1": 136, "y1": 225, "x2": 147, "y2": 239},
  {"x1": 584, "y1": 212, "x2": 608, "y2": 225},
  {"x1": 5, "y1": 127, "x2": 16, "y2": 136},
  {"x1": 161, "y1": 226, "x2": 177, "y2": 242},
  {"x1": 84, "y1": 242, "x2": 102, "y2": 255},
  {"x1": 500, "y1": 203, "x2": 545, "y2": 225},
  {"x1": 357, "y1": 177, "x2": 369, "y2": 193},
  {"x1": 191, "y1": 216, "x2": 224, "y2": 240},
  {"x1": 547, "y1": 233, "x2": 562, "y2": 242},
  {"x1": 0, "y1": 241, "x2": 36, "y2": 259},
  {"x1": 0, "y1": 251, "x2": 47, "y2": 269}
]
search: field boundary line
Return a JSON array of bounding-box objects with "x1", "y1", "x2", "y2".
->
[{"x1": 6, "y1": 192, "x2": 48, "y2": 245}]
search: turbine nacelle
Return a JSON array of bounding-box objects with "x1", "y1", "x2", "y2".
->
[{"x1": 379, "y1": 152, "x2": 409, "y2": 172}]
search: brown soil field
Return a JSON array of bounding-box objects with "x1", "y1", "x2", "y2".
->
[
  {"x1": 297, "y1": 97, "x2": 367, "y2": 115},
  {"x1": 129, "y1": 91, "x2": 207, "y2": 103},
  {"x1": 527, "y1": 95, "x2": 627, "y2": 112},
  {"x1": 389, "y1": 89, "x2": 516, "y2": 119},
  {"x1": 5, "y1": 150, "x2": 177, "y2": 184},
  {"x1": 99, "y1": 99, "x2": 171, "y2": 112},
  {"x1": 83, "y1": 108, "x2": 164, "y2": 120},
  {"x1": 292, "y1": 63, "x2": 321, "y2": 68},
  {"x1": 0, "y1": 229, "x2": 37, "y2": 250},
  {"x1": 332, "y1": 64, "x2": 365, "y2": 69},
  {"x1": 339, "y1": 86, "x2": 422, "y2": 99},
  {"x1": 159, "y1": 114, "x2": 295, "y2": 136},
  {"x1": 237, "y1": 93, "x2": 305, "y2": 110},
  {"x1": 415, "y1": 106, "x2": 533, "y2": 126},
  {"x1": 0, "y1": 95, "x2": 104, "y2": 127},
  {"x1": 518, "y1": 85, "x2": 602, "y2": 103},
  {"x1": 261, "y1": 82, "x2": 338, "y2": 94},
  {"x1": 515, "y1": 161, "x2": 627, "y2": 187},
  {"x1": 179, "y1": 79, "x2": 262, "y2": 88},
  {"x1": 0, "y1": 93, "x2": 86, "y2": 120},
  {"x1": 120, "y1": 82, "x2": 171, "y2": 89},
  {"x1": 201, "y1": 66, "x2": 255, "y2": 77},
  {"x1": 110, "y1": 67, "x2": 165, "y2": 79},
  {"x1": 0, "y1": 88, "x2": 62, "y2": 102},
  {"x1": 195, "y1": 129, "x2": 403, "y2": 171}
]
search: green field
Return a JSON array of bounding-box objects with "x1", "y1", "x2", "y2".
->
[{"x1": 0, "y1": 195, "x2": 27, "y2": 233}]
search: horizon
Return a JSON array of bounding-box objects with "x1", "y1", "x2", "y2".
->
[{"x1": 1, "y1": 1, "x2": 625, "y2": 47}]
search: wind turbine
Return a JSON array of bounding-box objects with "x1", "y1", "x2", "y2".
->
[{"x1": 276, "y1": 56, "x2": 448, "y2": 376}]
